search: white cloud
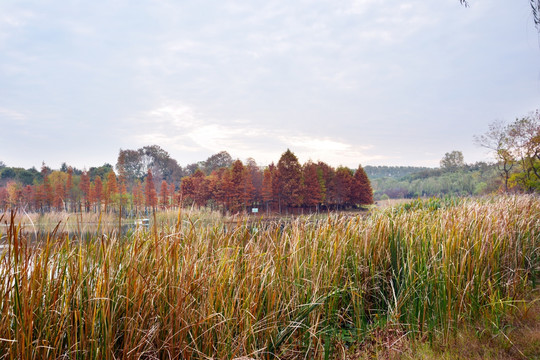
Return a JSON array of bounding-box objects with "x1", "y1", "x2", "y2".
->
[
  {"x1": 0, "y1": 107, "x2": 27, "y2": 122},
  {"x1": 278, "y1": 135, "x2": 384, "y2": 167},
  {"x1": 145, "y1": 103, "x2": 203, "y2": 129},
  {"x1": 125, "y1": 101, "x2": 386, "y2": 167}
]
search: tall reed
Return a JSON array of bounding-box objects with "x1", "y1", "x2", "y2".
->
[{"x1": 0, "y1": 195, "x2": 538, "y2": 359}]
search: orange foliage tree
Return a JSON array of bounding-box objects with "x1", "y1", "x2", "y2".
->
[{"x1": 144, "y1": 169, "x2": 158, "y2": 210}]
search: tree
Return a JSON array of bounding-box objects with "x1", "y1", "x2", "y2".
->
[
  {"x1": 66, "y1": 167, "x2": 74, "y2": 212},
  {"x1": 245, "y1": 158, "x2": 262, "y2": 205},
  {"x1": 89, "y1": 164, "x2": 114, "y2": 181},
  {"x1": 132, "y1": 180, "x2": 144, "y2": 212},
  {"x1": 41, "y1": 164, "x2": 53, "y2": 210},
  {"x1": 276, "y1": 150, "x2": 302, "y2": 211},
  {"x1": 80, "y1": 171, "x2": 91, "y2": 212},
  {"x1": 475, "y1": 120, "x2": 515, "y2": 191},
  {"x1": 160, "y1": 180, "x2": 169, "y2": 208},
  {"x1": 93, "y1": 176, "x2": 103, "y2": 212},
  {"x1": 302, "y1": 162, "x2": 322, "y2": 211},
  {"x1": 533, "y1": 0, "x2": 540, "y2": 30},
  {"x1": 22, "y1": 185, "x2": 33, "y2": 210},
  {"x1": 145, "y1": 169, "x2": 158, "y2": 210},
  {"x1": 229, "y1": 160, "x2": 246, "y2": 212},
  {"x1": 54, "y1": 181, "x2": 65, "y2": 211},
  {"x1": 180, "y1": 176, "x2": 195, "y2": 205},
  {"x1": 116, "y1": 145, "x2": 184, "y2": 188},
  {"x1": 505, "y1": 111, "x2": 540, "y2": 192},
  {"x1": 262, "y1": 167, "x2": 274, "y2": 213},
  {"x1": 6, "y1": 181, "x2": 22, "y2": 208},
  {"x1": 475, "y1": 112, "x2": 540, "y2": 192},
  {"x1": 440, "y1": 151, "x2": 465, "y2": 171},
  {"x1": 219, "y1": 168, "x2": 233, "y2": 212},
  {"x1": 330, "y1": 167, "x2": 354, "y2": 209},
  {"x1": 116, "y1": 149, "x2": 144, "y2": 185},
  {"x1": 201, "y1": 151, "x2": 233, "y2": 174},
  {"x1": 351, "y1": 165, "x2": 374, "y2": 205},
  {"x1": 0, "y1": 187, "x2": 8, "y2": 208},
  {"x1": 105, "y1": 171, "x2": 118, "y2": 212},
  {"x1": 192, "y1": 170, "x2": 211, "y2": 208}
]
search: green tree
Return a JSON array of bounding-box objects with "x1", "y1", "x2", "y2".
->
[
  {"x1": 440, "y1": 151, "x2": 465, "y2": 172},
  {"x1": 201, "y1": 151, "x2": 233, "y2": 175}
]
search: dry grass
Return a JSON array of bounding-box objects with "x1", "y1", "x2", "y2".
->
[{"x1": 0, "y1": 195, "x2": 538, "y2": 359}]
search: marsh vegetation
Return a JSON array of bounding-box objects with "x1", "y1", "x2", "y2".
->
[{"x1": 0, "y1": 195, "x2": 538, "y2": 359}]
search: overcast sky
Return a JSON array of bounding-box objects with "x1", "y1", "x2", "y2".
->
[{"x1": 1, "y1": 0, "x2": 539, "y2": 170}]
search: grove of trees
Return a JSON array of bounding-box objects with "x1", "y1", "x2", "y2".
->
[
  {"x1": 177, "y1": 149, "x2": 373, "y2": 214},
  {"x1": 0, "y1": 149, "x2": 374, "y2": 215}
]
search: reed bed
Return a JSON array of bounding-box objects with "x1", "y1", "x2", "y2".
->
[{"x1": 0, "y1": 195, "x2": 538, "y2": 359}]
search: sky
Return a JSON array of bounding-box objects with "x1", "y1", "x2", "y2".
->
[{"x1": 1, "y1": 0, "x2": 539, "y2": 170}]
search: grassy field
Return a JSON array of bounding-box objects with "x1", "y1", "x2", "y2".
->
[{"x1": 0, "y1": 195, "x2": 538, "y2": 359}]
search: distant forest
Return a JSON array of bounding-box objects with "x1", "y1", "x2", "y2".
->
[{"x1": 363, "y1": 166, "x2": 430, "y2": 180}]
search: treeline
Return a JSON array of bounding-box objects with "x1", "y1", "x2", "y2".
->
[
  {"x1": 363, "y1": 166, "x2": 430, "y2": 180},
  {"x1": 372, "y1": 162, "x2": 500, "y2": 200},
  {"x1": 373, "y1": 110, "x2": 540, "y2": 200},
  {"x1": 0, "y1": 149, "x2": 373, "y2": 214}
]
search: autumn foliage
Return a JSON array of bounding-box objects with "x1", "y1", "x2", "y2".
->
[
  {"x1": 179, "y1": 149, "x2": 373, "y2": 213},
  {"x1": 0, "y1": 149, "x2": 373, "y2": 214}
]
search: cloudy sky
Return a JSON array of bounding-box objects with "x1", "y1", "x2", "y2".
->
[{"x1": 1, "y1": 0, "x2": 539, "y2": 170}]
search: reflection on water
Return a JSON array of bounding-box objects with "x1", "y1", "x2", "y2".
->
[{"x1": 0, "y1": 221, "x2": 150, "y2": 248}]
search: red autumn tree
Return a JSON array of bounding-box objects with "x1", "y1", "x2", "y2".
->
[
  {"x1": 316, "y1": 161, "x2": 334, "y2": 208},
  {"x1": 181, "y1": 176, "x2": 195, "y2": 205},
  {"x1": 276, "y1": 149, "x2": 302, "y2": 212},
  {"x1": 330, "y1": 167, "x2": 353, "y2": 209},
  {"x1": 145, "y1": 169, "x2": 158, "y2": 210},
  {"x1": 105, "y1": 171, "x2": 118, "y2": 212},
  {"x1": 54, "y1": 181, "x2": 65, "y2": 211},
  {"x1": 169, "y1": 183, "x2": 176, "y2": 207},
  {"x1": 229, "y1": 160, "x2": 245, "y2": 212},
  {"x1": 242, "y1": 166, "x2": 255, "y2": 209},
  {"x1": 192, "y1": 170, "x2": 211, "y2": 208},
  {"x1": 22, "y1": 185, "x2": 33, "y2": 210},
  {"x1": 80, "y1": 171, "x2": 91, "y2": 212},
  {"x1": 302, "y1": 161, "x2": 322, "y2": 211},
  {"x1": 351, "y1": 165, "x2": 374, "y2": 205},
  {"x1": 41, "y1": 165, "x2": 53, "y2": 210},
  {"x1": 66, "y1": 167, "x2": 74, "y2": 211},
  {"x1": 217, "y1": 168, "x2": 233, "y2": 212},
  {"x1": 262, "y1": 167, "x2": 274, "y2": 213},
  {"x1": 0, "y1": 187, "x2": 8, "y2": 209},
  {"x1": 33, "y1": 183, "x2": 45, "y2": 212},
  {"x1": 132, "y1": 179, "x2": 144, "y2": 211},
  {"x1": 160, "y1": 180, "x2": 169, "y2": 209}
]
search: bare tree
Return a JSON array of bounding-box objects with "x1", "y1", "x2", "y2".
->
[{"x1": 474, "y1": 121, "x2": 515, "y2": 191}]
